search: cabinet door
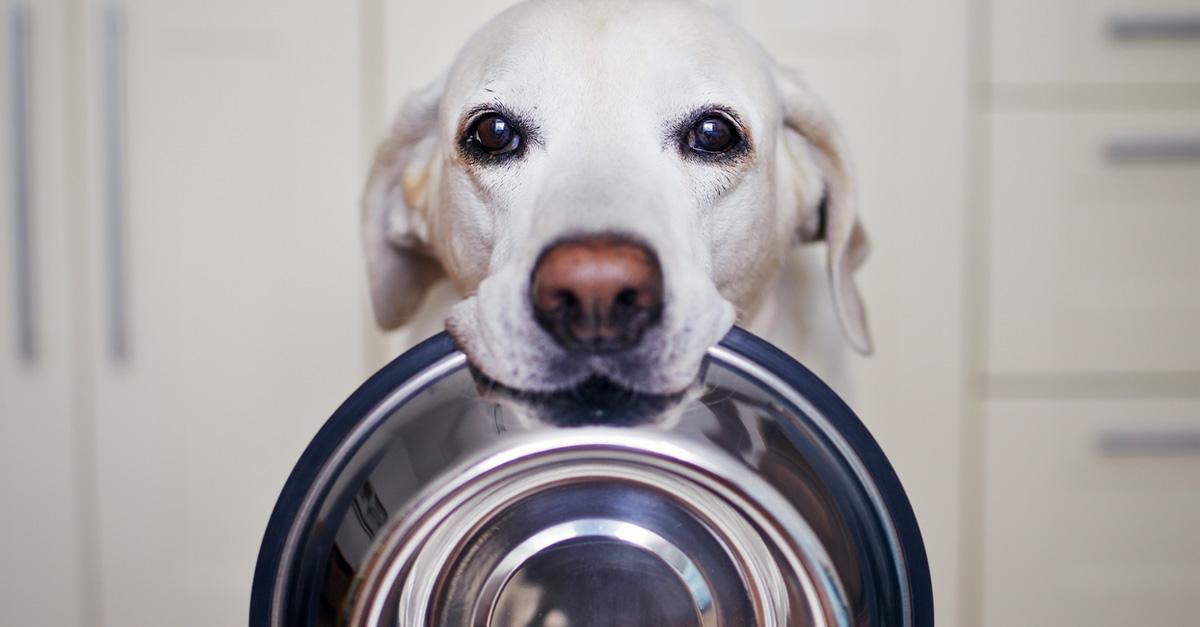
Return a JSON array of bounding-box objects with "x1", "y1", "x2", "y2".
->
[
  {"x1": 991, "y1": 0, "x2": 1200, "y2": 87},
  {"x1": 0, "y1": 2, "x2": 86, "y2": 626},
  {"x1": 981, "y1": 399, "x2": 1200, "y2": 627},
  {"x1": 80, "y1": 2, "x2": 367, "y2": 625},
  {"x1": 987, "y1": 109, "x2": 1200, "y2": 374}
]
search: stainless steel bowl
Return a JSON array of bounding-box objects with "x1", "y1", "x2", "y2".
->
[{"x1": 250, "y1": 328, "x2": 933, "y2": 627}]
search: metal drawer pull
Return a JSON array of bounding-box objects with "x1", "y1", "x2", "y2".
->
[
  {"x1": 100, "y1": 5, "x2": 127, "y2": 361},
  {"x1": 1098, "y1": 430, "x2": 1200, "y2": 457},
  {"x1": 1106, "y1": 137, "x2": 1200, "y2": 164},
  {"x1": 1109, "y1": 12, "x2": 1200, "y2": 40},
  {"x1": 7, "y1": 4, "x2": 34, "y2": 362}
]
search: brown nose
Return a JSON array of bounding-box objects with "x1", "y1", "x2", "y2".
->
[{"x1": 531, "y1": 235, "x2": 664, "y2": 352}]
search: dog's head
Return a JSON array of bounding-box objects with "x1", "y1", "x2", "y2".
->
[{"x1": 363, "y1": 0, "x2": 870, "y2": 394}]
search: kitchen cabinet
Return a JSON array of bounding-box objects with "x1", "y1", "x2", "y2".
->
[
  {"x1": 0, "y1": 2, "x2": 86, "y2": 626},
  {"x1": 991, "y1": 0, "x2": 1200, "y2": 87},
  {"x1": 987, "y1": 109, "x2": 1200, "y2": 374},
  {"x1": 981, "y1": 399, "x2": 1200, "y2": 627},
  {"x1": 76, "y1": 2, "x2": 368, "y2": 624},
  {"x1": 2, "y1": 2, "x2": 370, "y2": 625},
  {"x1": 972, "y1": 1, "x2": 1200, "y2": 626}
]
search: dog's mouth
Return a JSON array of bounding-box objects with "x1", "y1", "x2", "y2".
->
[
  {"x1": 470, "y1": 368, "x2": 689, "y2": 427},
  {"x1": 442, "y1": 246, "x2": 737, "y2": 397}
]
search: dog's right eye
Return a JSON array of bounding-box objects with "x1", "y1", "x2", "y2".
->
[{"x1": 469, "y1": 113, "x2": 521, "y2": 155}]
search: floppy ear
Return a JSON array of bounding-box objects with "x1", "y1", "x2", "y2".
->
[
  {"x1": 776, "y1": 66, "x2": 873, "y2": 355},
  {"x1": 362, "y1": 76, "x2": 447, "y2": 329}
]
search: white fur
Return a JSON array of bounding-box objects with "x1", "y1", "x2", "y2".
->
[{"x1": 363, "y1": 0, "x2": 871, "y2": 394}]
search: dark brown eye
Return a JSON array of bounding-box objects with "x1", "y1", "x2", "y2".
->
[
  {"x1": 471, "y1": 113, "x2": 520, "y2": 154},
  {"x1": 687, "y1": 114, "x2": 740, "y2": 154}
]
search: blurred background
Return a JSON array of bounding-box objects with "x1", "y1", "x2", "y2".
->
[{"x1": 1, "y1": 0, "x2": 1197, "y2": 625}]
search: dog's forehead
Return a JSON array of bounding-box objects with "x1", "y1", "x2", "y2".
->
[{"x1": 442, "y1": 0, "x2": 776, "y2": 125}]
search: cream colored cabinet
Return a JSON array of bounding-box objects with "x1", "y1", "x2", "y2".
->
[
  {"x1": 976, "y1": 1, "x2": 1200, "y2": 627},
  {"x1": 1, "y1": 2, "x2": 369, "y2": 624},
  {"x1": 0, "y1": 2, "x2": 85, "y2": 625},
  {"x1": 75, "y1": 2, "x2": 368, "y2": 625},
  {"x1": 981, "y1": 399, "x2": 1200, "y2": 627},
  {"x1": 987, "y1": 109, "x2": 1200, "y2": 374},
  {"x1": 991, "y1": 0, "x2": 1200, "y2": 87}
]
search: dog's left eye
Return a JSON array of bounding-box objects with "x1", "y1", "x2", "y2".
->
[
  {"x1": 686, "y1": 114, "x2": 741, "y2": 154},
  {"x1": 469, "y1": 113, "x2": 521, "y2": 155}
]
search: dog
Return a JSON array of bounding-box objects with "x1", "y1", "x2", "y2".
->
[{"x1": 362, "y1": 0, "x2": 871, "y2": 396}]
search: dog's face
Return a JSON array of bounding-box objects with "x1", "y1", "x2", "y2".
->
[{"x1": 364, "y1": 0, "x2": 871, "y2": 394}]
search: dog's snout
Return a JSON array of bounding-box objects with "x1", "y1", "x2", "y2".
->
[{"x1": 531, "y1": 235, "x2": 663, "y2": 352}]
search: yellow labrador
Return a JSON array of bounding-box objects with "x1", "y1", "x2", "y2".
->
[{"x1": 363, "y1": 0, "x2": 870, "y2": 394}]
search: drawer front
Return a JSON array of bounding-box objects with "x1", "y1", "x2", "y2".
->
[
  {"x1": 981, "y1": 399, "x2": 1200, "y2": 627},
  {"x1": 991, "y1": 0, "x2": 1200, "y2": 86},
  {"x1": 987, "y1": 110, "x2": 1200, "y2": 374}
]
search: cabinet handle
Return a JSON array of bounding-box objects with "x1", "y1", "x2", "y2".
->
[
  {"x1": 1098, "y1": 430, "x2": 1200, "y2": 457},
  {"x1": 99, "y1": 5, "x2": 127, "y2": 361},
  {"x1": 7, "y1": 4, "x2": 33, "y2": 362},
  {"x1": 1109, "y1": 12, "x2": 1200, "y2": 40},
  {"x1": 1105, "y1": 137, "x2": 1200, "y2": 164}
]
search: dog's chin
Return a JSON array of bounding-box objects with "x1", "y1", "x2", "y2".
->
[
  {"x1": 446, "y1": 313, "x2": 704, "y2": 395},
  {"x1": 472, "y1": 372, "x2": 689, "y2": 427}
]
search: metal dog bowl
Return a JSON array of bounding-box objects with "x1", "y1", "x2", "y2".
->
[{"x1": 250, "y1": 328, "x2": 933, "y2": 627}]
